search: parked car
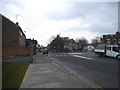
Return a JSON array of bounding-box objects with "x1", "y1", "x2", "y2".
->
[{"x1": 42, "y1": 50, "x2": 48, "y2": 54}]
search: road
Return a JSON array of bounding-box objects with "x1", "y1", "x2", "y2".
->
[{"x1": 47, "y1": 51, "x2": 119, "y2": 88}]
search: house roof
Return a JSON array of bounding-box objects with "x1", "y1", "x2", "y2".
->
[{"x1": 2, "y1": 14, "x2": 26, "y2": 38}]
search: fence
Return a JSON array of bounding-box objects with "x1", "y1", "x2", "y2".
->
[{"x1": 2, "y1": 47, "x2": 30, "y2": 56}]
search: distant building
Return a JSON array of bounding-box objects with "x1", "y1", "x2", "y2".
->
[
  {"x1": 48, "y1": 35, "x2": 79, "y2": 52},
  {"x1": 62, "y1": 37, "x2": 73, "y2": 51},
  {"x1": 26, "y1": 39, "x2": 32, "y2": 47},
  {"x1": 25, "y1": 38, "x2": 38, "y2": 55},
  {"x1": 26, "y1": 39, "x2": 38, "y2": 47},
  {"x1": 101, "y1": 32, "x2": 120, "y2": 45},
  {"x1": 2, "y1": 14, "x2": 26, "y2": 47},
  {"x1": 62, "y1": 37, "x2": 78, "y2": 52}
]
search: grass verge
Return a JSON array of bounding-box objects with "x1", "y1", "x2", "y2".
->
[{"x1": 2, "y1": 63, "x2": 29, "y2": 88}]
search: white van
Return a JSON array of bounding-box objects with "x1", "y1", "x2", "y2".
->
[
  {"x1": 94, "y1": 44, "x2": 120, "y2": 59},
  {"x1": 105, "y1": 45, "x2": 120, "y2": 58}
]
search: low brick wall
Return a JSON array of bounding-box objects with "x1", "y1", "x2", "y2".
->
[{"x1": 2, "y1": 47, "x2": 30, "y2": 56}]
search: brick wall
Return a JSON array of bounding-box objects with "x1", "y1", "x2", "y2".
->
[
  {"x1": 2, "y1": 47, "x2": 30, "y2": 56},
  {"x1": 2, "y1": 15, "x2": 26, "y2": 47}
]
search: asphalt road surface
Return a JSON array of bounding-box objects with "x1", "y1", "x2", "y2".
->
[{"x1": 47, "y1": 51, "x2": 119, "y2": 88}]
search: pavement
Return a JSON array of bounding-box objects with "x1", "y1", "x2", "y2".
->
[{"x1": 19, "y1": 53, "x2": 93, "y2": 88}]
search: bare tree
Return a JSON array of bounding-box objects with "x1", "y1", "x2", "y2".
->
[
  {"x1": 76, "y1": 38, "x2": 88, "y2": 51},
  {"x1": 91, "y1": 36, "x2": 101, "y2": 48}
]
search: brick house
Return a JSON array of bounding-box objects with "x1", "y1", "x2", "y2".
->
[
  {"x1": 2, "y1": 15, "x2": 26, "y2": 47},
  {"x1": 26, "y1": 39, "x2": 38, "y2": 55},
  {"x1": 101, "y1": 32, "x2": 120, "y2": 45},
  {"x1": 2, "y1": 14, "x2": 32, "y2": 56},
  {"x1": 48, "y1": 35, "x2": 78, "y2": 52},
  {"x1": 62, "y1": 37, "x2": 78, "y2": 52}
]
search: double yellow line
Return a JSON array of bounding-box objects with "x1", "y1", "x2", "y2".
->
[
  {"x1": 64, "y1": 67, "x2": 101, "y2": 89},
  {"x1": 75, "y1": 72, "x2": 101, "y2": 89},
  {"x1": 50, "y1": 57, "x2": 102, "y2": 89}
]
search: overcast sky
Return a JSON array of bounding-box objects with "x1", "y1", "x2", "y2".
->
[{"x1": 0, "y1": 0, "x2": 118, "y2": 46}]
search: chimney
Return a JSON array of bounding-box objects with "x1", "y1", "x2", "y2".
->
[{"x1": 16, "y1": 22, "x2": 19, "y2": 26}]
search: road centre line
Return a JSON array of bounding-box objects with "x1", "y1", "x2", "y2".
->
[{"x1": 73, "y1": 55, "x2": 93, "y2": 60}]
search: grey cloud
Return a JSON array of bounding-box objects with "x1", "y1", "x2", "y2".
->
[
  {"x1": 48, "y1": 2, "x2": 117, "y2": 20},
  {"x1": 89, "y1": 21, "x2": 117, "y2": 34},
  {"x1": 49, "y1": 2, "x2": 118, "y2": 35}
]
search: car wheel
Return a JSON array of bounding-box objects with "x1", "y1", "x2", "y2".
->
[{"x1": 98, "y1": 53, "x2": 102, "y2": 57}]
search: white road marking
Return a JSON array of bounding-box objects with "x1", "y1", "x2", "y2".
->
[
  {"x1": 49, "y1": 54, "x2": 69, "y2": 57},
  {"x1": 67, "y1": 53, "x2": 83, "y2": 55},
  {"x1": 50, "y1": 54, "x2": 89, "y2": 57},
  {"x1": 73, "y1": 55, "x2": 92, "y2": 60}
]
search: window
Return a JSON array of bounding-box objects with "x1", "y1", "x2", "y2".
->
[
  {"x1": 113, "y1": 47, "x2": 120, "y2": 52},
  {"x1": 107, "y1": 47, "x2": 111, "y2": 50},
  {"x1": 19, "y1": 31, "x2": 23, "y2": 36},
  {"x1": 118, "y1": 39, "x2": 120, "y2": 44},
  {"x1": 106, "y1": 39, "x2": 111, "y2": 44},
  {"x1": 113, "y1": 39, "x2": 117, "y2": 44}
]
